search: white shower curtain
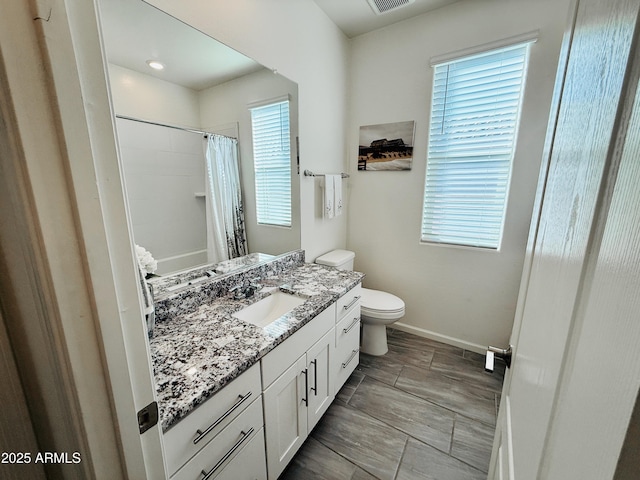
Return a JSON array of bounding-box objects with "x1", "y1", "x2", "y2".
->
[{"x1": 204, "y1": 134, "x2": 248, "y2": 264}]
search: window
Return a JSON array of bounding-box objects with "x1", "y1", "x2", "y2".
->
[
  {"x1": 250, "y1": 99, "x2": 292, "y2": 227},
  {"x1": 421, "y1": 42, "x2": 531, "y2": 249}
]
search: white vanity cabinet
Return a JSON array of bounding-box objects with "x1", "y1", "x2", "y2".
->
[
  {"x1": 162, "y1": 282, "x2": 362, "y2": 480},
  {"x1": 334, "y1": 283, "x2": 361, "y2": 391},
  {"x1": 164, "y1": 362, "x2": 266, "y2": 480},
  {"x1": 171, "y1": 400, "x2": 265, "y2": 480},
  {"x1": 261, "y1": 306, "x2": 335, "y2": 479}
]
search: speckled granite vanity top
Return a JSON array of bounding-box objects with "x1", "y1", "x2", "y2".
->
[{"x1": 149, "y1": 259, "x2": 364, "y2": 432}]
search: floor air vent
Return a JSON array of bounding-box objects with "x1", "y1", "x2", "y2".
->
[{"x1": 366, "y1": 0, "x2": 415, "y2": 15}]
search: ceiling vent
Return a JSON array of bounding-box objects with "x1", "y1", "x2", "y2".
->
[{"x1": 366, "y1": 0, "x2": 415, "y2": 15}]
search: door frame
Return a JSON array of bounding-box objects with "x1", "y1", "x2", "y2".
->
[{"x1": 0, "y1": 0, "x2": 165, "y2": 477}]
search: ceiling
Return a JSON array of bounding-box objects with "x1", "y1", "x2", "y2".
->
[
  {"x1": 98, "y1": 0, "x2": 461, "y2": 91},
  {"x1": 313, "y1": 0, "x2": 462, "y2": 38},
  {"x1": 98, "y1": 0, "x2": 264, "y2": 91}
]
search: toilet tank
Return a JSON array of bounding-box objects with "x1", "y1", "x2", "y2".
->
[{"x1": 315, "y1": 250, "x2": 355, "y2": 271}]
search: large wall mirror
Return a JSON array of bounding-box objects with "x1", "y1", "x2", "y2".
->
[{"x1": 98, "y1": 0, "x2": 300, "y2": 276}]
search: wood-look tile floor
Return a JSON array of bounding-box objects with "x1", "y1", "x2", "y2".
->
[{"x1": 281, "y1": 328, "x2": 505, "y2": 480}]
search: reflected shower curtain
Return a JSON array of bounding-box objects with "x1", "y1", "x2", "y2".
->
[{"x1": 204, "y1": 134, "x2": 247, "y2": 264}]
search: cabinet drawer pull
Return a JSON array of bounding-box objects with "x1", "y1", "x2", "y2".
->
[
  {"x1": 343, "y1": 295, "x2": 361, "y2": 311},
  {"x1": 342, "y1": 317, "x2": 359, "y2": 334},
  {"x1": 342, "y1": 349, "x2": 359, "y2": 369},
  {"x1": 310, "y1": 359, "x2": 317, "y2": 395},
  {"x1": 302, "y1": 368, "x2": 309, "y2": 406},
  {"x1": 193, "y1": 392, "x2": 252, "y2": 445},
  {"x1": 200, "y1": 427, "x2": 255, "y2": 480}
]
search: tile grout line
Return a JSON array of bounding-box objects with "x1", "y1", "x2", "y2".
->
[
  {"x1": 348, "y1": 372, "x2": 491, "y2": 475},
  {"x1": 339, "y1": 393, "x2": 488, "y2": 478},
  {"x1": 450, "y1": 413, "x2": 457, "y2": 456},
  {"x1": 392, "y1": 436, "x2": 410, "y2": 480},
  {"x1": 310, "y1": 425, "x2": 383, "y2": 480},
  {"x1": 388, "y1": 368, "x2": 498, "y2": 429},
  {"x1": 344, "y1": 392, "x2": 452, "y2": 458},
  {"x1": 289, "y1": 330, "x2": 500, "y2": 479}
]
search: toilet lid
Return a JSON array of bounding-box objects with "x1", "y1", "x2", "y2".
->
[{"x1": 360, "y1": 287, "x2": 405, "y2": 314}]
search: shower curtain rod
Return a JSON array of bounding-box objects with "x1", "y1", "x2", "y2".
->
[{"x1": 115, "y1": 115, "x2": 237, "y2": 140}]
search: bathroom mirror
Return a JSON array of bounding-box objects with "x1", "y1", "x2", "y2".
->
[{"x1": 98, "y1": 0, "x2": 300, "y2": 276}]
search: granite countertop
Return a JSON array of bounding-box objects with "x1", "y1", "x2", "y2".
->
[{"x1": 150, "y1": 263, "x2": 364, "y2": 432}]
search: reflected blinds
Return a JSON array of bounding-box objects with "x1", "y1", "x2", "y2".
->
[{"x1": 250, "y1": 100, "x2": 292, "y2": 227}]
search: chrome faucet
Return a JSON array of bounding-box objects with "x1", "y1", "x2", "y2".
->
[{"x1": 230, "y1": 278, "x2": 262, "y2": 300}]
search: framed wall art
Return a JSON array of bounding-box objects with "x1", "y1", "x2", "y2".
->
[{"x1": 358, "y1": 120, "x2": 415, "y2": 171}]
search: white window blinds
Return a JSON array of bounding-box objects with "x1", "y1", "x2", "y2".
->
[
  {"x1": 421, "y1": 43, "x2": 531, "y2": 249},
  {"x1": 250, "y1": 100, "x2": 292, "y2": 227}
]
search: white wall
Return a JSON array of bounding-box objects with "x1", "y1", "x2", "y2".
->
[
  {"x1": 347, "y1": 0, "x2": 573, "y2": 350},
  {"x1": 107, "y1": 64, "x2": 201, "y2": 128},
  {"x1": 116, "y1": 118, "x2": 207, "y2": 274},
  {"x1": 145, "y1": 0, "x2": 351, "y2": 261},
  {"x1": 199, "y1": 69, "x2": 300, "y2": 256},
  {"x1": 108, "y1": 65, "x2": 207, "y2": 273},
  {"x1": 109, "y1": 63, "x2": 303, "y2": 261},
  {"x1": 111, "y1": 0, "x2": 571, "y2": 351}
]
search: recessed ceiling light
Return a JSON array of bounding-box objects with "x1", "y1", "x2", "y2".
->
[{"x1": 146, "y1": 60, "x2": 165, "y2": 71}]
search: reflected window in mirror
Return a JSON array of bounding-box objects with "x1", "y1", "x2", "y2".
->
[
  {"x1": 98, "y1": 0, "x2": 301, "y2": 274},
  {"x1": 250, "y1": 99, "x2": 292, "y2": 227}
]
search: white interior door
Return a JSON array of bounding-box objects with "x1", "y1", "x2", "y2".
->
[{"x1": 489, "y1": 0, "x2": 640, "y2": 478}]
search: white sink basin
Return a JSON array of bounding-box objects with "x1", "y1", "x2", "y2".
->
[{"x1": 233, "y1": 291, "x2": 305, "y2": 327}]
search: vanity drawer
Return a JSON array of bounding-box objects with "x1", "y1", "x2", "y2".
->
[
  {"x1": 164, "y1": 362, "x2": 262, "y2": 476},
  {"x1": 171, "y1": 397, "x2": 264, "y2": 480},
  {"x1": 335, "y1": 304, "x2": 360, "y2": 348},
  {"x1": 334, "y1": 321, "x2": 360, "y2": 392},
  {"x1": 336, "y1": 283, "x2": 362, "y2": 322},
  {"x1": 216, "y1": 427, "x2": 267, "y2": 480}
]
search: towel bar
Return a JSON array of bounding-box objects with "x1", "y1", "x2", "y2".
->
[{"x1": 304, "y1": 169, "x2": 349, "y2": 178}]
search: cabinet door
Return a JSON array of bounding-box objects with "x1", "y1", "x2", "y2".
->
[
  {"x1": 307, "y1": 328, "x2": 335, "y2": 431},
  {"x1": 263, "y1": 355, "x2": 308, "y2": 480}
]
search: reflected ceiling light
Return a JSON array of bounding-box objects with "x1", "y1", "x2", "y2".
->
[{"x1": 146, "y1": 59, "x2": 165, "y2": 71}]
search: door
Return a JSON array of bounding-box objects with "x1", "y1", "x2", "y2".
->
[
  {"x1": 489, "y1": 0, "x2": 640, "y2": 478},
  {"x1": 263, "y1": 354, "x2": 309, "y2": 480},
  {"x1": 307, "y1": 329, "x2": 335, "y2": 430}
]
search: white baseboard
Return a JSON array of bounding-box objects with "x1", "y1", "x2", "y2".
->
[{"x1": 391, "y1": 322, "x2": 487, "y2": 355}]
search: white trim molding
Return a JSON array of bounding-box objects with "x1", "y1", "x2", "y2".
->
[{"x1": 392, "y1": 322, "x2": 487, "y2": 354}]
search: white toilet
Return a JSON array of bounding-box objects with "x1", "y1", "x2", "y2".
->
[{"x1": 315, "y1": 250, "x2": 405, "y2": 356}]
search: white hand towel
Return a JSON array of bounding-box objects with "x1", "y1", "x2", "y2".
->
[
  {"x1": 334, "y1": 174, "x2": 343, "y2": 217},
  {"x1": 136, "y1": 257, "x2": 156, "y2": 338},
  {"x1": 324, "y1": 175, "x2": 335, "y2": 219},
  {"x1": 136, "y1": 258, "x2": 154, "y2": 316}
]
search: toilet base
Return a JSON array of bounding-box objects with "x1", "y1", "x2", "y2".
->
[{"x1": 361, "y1": 324, "x2": 389, "y2": 356}]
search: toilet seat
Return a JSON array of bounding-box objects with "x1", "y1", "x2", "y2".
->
[{"x1": 360, "y1": 288, "x2": 405, "y2": 320}]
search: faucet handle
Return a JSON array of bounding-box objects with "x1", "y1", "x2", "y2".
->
[{"x1": 229, "y1": 283, "x2": 244, "y2": 299}]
